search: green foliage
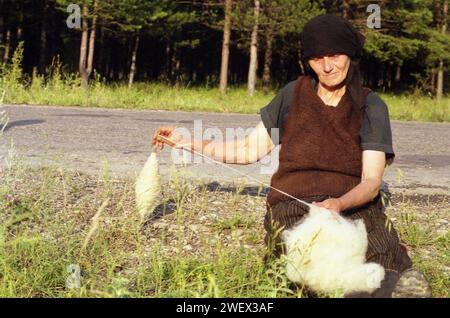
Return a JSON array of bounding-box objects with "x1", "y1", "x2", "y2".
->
[
  {"x1": 213, "y1": 215, "x2": 256, "y2": 232},
  {"x1": 365, "y1": 32, "x2": 423, "y2": 65},
  {"x1": 2, "y1": 42, "x2": 24, "y2": 92},
  {"x1": 1, "y1": 0, "x2": 449, "y2": 95},
  {"x1": 425, "y1": 29, "x2": 450, "y2": 66},
  {"x1": 362, "y1": 0, "x2": 450, "y2": 90},
  {"x1": 112, "y1": 0, "x2": 172, "y2": 33},
  {"x1": 397, "y1": 213, "x2": 437, "y2": 247},
  {"x1": 232, "y1": 0, "x2": 323, "y2": 46},
  {"x1": 259, "y1": 0, "x2": 324, "y2": 35}
]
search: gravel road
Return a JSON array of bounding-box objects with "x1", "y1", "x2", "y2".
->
[{"x1": 1, "y1": 104, "x2": 449, "y2": 196}]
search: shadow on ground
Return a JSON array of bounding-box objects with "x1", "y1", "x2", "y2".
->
[
  {"x1": 3, "y1": 119, "x2": 45, "y2": 132},
  {"x1": 203, "y1": 181, "x2": 269, "y2": 197}
]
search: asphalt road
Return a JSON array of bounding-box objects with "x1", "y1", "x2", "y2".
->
[{"x1": 1, "y1": 104, "x2": 449, "y2": 195}]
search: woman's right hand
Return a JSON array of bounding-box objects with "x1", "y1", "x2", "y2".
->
[{"x1": 152, "y1": 126, "x2": 186, "y2": 151}]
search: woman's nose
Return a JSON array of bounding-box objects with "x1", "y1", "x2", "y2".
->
[{"x1": 323, "y1": 56, "x2": 333, "y2": 72}]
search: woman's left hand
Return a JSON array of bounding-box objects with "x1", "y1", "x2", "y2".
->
[{"x1": 312, "y1": 198, "x2": 344, "y2": 213}]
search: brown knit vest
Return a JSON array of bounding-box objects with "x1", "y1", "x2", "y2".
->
[{"x1": 267, "y1": 76, "x2": 371, "y2": 208}]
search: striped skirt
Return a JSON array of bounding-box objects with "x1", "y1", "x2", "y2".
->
[{"x1": 264, "y1": 194, "x2": 412, "y2": 274}]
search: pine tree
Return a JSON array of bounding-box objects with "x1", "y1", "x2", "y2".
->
[
  {"x1": 111, "y1": 0, "x2": 173, "y2": 87},
  {"x1": 259, "y1": 0, "x2": 323, "y2": 91}
]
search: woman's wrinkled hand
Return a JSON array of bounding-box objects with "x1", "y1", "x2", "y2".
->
[
  {"x1": 312, "y1": 198, "x2": 343, "y2": 213},
  {"x1": 152, "y1": 126, "x2": 186, "y2": 151}
]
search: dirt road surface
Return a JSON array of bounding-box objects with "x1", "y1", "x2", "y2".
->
[{"x1": 1, "y1": 104, "x2": 449, "y2": 196}]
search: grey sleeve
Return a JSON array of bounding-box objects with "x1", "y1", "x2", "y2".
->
[
  {"x1": 259, "y1": 80, "x2": 296, "y2": 145},
  {"x1": 260, "y1": 92, "x2": 283, "y2": 140},
  {"x1": 360, "y1": 92, "x2": 395, "y2": 164}
]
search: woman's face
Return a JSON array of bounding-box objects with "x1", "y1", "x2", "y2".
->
[{"x1": 308, "y1": 54, "x2": 350, "y2": 88}]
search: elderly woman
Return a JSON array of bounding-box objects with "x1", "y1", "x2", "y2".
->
[{"x1": 153, "y1": 15, "x2": 430, "y2": 298}]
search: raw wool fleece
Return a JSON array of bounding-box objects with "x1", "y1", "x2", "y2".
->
[
  {"x1": 135, "y1": 151, "x2": 161, "y2": 223},
  {"x1": 282, "y1": 205, "x2": 385, "y2": 295}
]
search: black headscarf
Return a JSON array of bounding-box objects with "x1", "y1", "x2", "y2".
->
[{"x1": 300, "y1": 14, "x2": 366, "y2": 110}]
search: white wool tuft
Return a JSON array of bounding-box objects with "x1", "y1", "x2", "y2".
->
[
  {"x1": 282, "y1": 205, "x2": 385, "y2": 296},
  {"x1": 135, "y1": 151, "x2": 161, "y2": 222}
]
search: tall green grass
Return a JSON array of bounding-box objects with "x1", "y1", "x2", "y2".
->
[
  {"x1": 383, "y1": 93, "x2": 450, "y2": 122},
  {"x1": 1, "y1": 43, "x2": 449, "y2": 122}
]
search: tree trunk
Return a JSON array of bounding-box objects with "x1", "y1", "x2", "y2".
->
[
  {"x1": 98, "y1": 23, "x2": 105, "y2": 75},
  {"x1": 262, "y1": 29, "x2": 274, "y2": 92},
  {"x1": 128, "y1": 33, "x2": 140, "y2": 88},
  {"x1": 39, "y1": 0, "x2": 49, "y2": 74},
  {"x1": 3, "y1": 28, "x2": 11, "y2": 64},
  {"x1": 368, "y1": 62, "x2": 373, "y2": 86},
  {"x1": 395, "y1": 64, "x2": 401, "y2": 82},
  {"x1": 298, "y1": 39, "x2": 305, "y2": 75},
  {"x1": 16, "y1": 26, "x2": 23, "y2": 42},
  {"x1": 16, "y1": 9, "x2": 23, "y2": 44},
  {"x1": 431, "y1": 66, "x2": 436, "y2": 94},
  {"x1": 79, "y1": 0, "x2": 98, "y2": 88},
  {"x1": 104, "y1": 35, "x2": 112, "y2": 80},
  {"x1": 437, "y1": 61, "x2": 445, "y2": 99},
  {"x1": 0, "y1": 15, "x2": 3, "y2": 50},
  {"x1": 219, "y1": 0, "x2": 232, "y2": 94},
  {"x1": 247, "y1": 0, "x2": 260, "y2": 97},
  {"x1": 86, "y1": 0, "x2": 98, "y2": 80},
  {"x1": 437, "y1": 0, "x2": 447, "y2": 100},
  {"x1": 386, "y1": 65, "x2": 392, "y2": 89},
  {"x1": 174, "y1": 54, "x2": 181, "y2": 86},
  {"x1": 376, "y1": 63, "x2": 385, "y2": 90},
  {"x1": 170, "y1": 47, "x2": 178, "y2": 85},
  {"x1": 164, "y1": 42, "x2": 172, "y2": 82},
  {"x1": 342, "y1": 0, "x2": 349, "y2": 18},
  {"x1": 79, "y1": 5, "x2": 89, "y2": 87}
]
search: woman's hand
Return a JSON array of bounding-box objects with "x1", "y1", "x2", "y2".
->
[
  {"x1": 312, "y1": 198, "x2": 343, "y2": 213},
  {"x1": 152, "y1": 126, "x2": 189, "y2": 151}
]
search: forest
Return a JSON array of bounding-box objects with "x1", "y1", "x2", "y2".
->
[{"x1": 0, "y1": 0, "x2": 448, "y2": 97}]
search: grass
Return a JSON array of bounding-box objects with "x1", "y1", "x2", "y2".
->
[
  {"x1": 382, "y1": 93, "x2": 450, "y2": 122},
  {"x1": 5, "y1": 80, "x2": 274, "y2": 114},
  {"x1": 0, "y1": 154, "x2": 296, "y2": 298},
  {"x1": 393, "y1": 200, "x2": 450, "y2": 296},
  {"x1": 3, "y1": 79, "x2": 450, "y2": 122},
  {"x1": 0, "y1": 152, "x2": 448, "y2": 298},
  {"x1": 0, "y1": 44, "x2": 449, "y2": 122}
]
